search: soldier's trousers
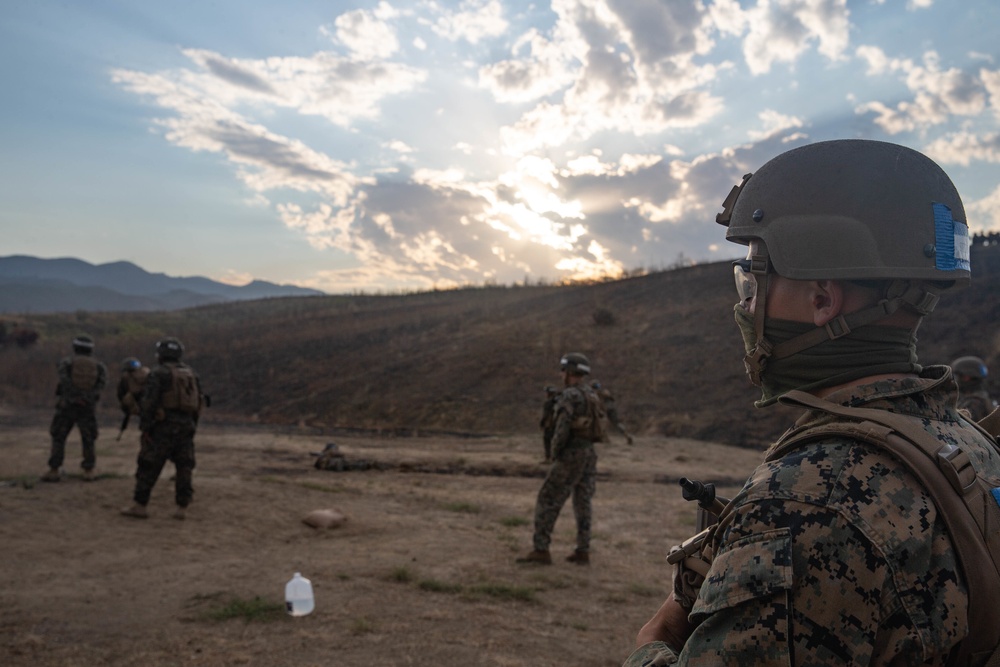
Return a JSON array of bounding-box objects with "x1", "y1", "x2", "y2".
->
[
  {"x1": 133, "y1": 421, "x2": 196, "y2": 507},
  {"x1": 48, "y1": 402, "x2": 98, "y2": 471},
  {"x1": 532, "y1": 447, "x2": 597, "y2": 552}
]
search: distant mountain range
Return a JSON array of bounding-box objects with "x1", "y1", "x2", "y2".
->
[{"x1": 0, "y1": 255, "x2": 325, "y2": 313}]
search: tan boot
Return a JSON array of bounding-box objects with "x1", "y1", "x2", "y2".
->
[
  {"x1": 41, "y1": 468, "x2": 61, "y2": 482},
  {"x1": 120, "y1": 503, "x2": 148, "y2": 519},
  {"x1": 566, "y1": 550, "x2": 590, "y2": 565},
  {"x1": 82, "y1": 469, "x2": 96, "y2": 482},
  {"x1": 516, "y1": 549, "x2": 552, "y2": 565},
  {"x1": 172, "y1": 506, "x2": 186, "y2": 521}
]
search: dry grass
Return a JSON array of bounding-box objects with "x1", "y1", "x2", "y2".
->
[{"x1": 0, "y1": 420, "x2": 762, "y2": 667}]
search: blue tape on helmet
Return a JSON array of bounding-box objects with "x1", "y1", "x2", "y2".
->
[{"x1": 933, "y1": 202, "x2": 970, "y2": 272}]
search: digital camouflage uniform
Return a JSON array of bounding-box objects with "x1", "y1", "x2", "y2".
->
[
  {"x1": 116, "y1": 362, "x2": 149, "y2": 417},
  {"x1": 48, "y1": 353, "x2": 108, "y2": 472},
  {"x1": 531, "y1": 383, "x2": 602, "y2": 553},
  {"x1": 623, "y1": 367, "x2": 1000, "y2": 667},
  {"x1": 132, "y1": 360, "x2": 202, "y2": 508},
  {"x1": 957, "y1": 388, "x2": 996, "y2": 423}
]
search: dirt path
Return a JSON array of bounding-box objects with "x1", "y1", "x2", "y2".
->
[{"x1": 0, "y1": 420, "x2": 762, "y2": 666}]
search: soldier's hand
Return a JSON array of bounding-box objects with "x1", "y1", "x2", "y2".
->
[{"x1": 635, "y1": 594, "x2": 695, "y2": 651}]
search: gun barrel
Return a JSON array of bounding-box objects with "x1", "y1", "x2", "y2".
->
[{"x1": 679, "y1": 477, "x2": 728, "y2": 516}]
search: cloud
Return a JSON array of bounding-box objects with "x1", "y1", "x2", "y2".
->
[
  {"x1": 431, "y1": 0, "x2": 509, "y2": 44},
  {"x1": 739, "y1": 0, "x2": 851, "y2": 75},
  {"x1": 924, "y1": 131, "x2": 1000, "y2": 166},
  {"x1": 967, "y1": 183, "x2": 1000, "y2": 232},
  {"x1": 855, "y1": 48, "x2": 987, "y2": 133},
  {"x1": 487, "y1": 0, "x2": 728, "y2": 156},
  {"x1": 329, "y1": 7, "x2": 401, "y2": 60}
]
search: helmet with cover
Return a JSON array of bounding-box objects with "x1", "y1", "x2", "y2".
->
[
  {"x1": 951, "y1": 356, "x2": 988, "y2": 382},
  {"x1": 122, "y1": 357, "x2": 141, "y2": 371},
  {"x1": 718, "y1": 139, "x2": 970, "y2": 288},
  {"x1": 72, "y1": 335, "x2": 95, "y2": 355},
  {"x1": 156, "y1": 337, "x2": 184, "y2": 361},
  {"x1": 560, "y1": 353, "x2": 591, "y2": 376}
]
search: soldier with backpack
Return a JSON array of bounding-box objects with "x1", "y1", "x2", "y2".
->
[
  {"x1": 517, "y1": 353, "x2": 606, "y2": 566},
  {"x1": 121, "y1": 337, "x2": 203, "y2": 520},
  {"x1": 625, "y1": 140, "x2": 1000, "y2": 666},
  {"x1": 42, "y1": 335, "x2": 108, "y2": 482},
  {"x1": 115, "y1": 357, "x2": 150, "y2": 440}
]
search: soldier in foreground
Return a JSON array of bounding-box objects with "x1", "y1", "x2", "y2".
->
[
  {"x1": 43, "y1": 335, "x2": 108, "y2": 482},
  {"x1": 951, "y1": 355, "x2": 997, "y2": 421},
  {"x1": 624, "y1": 140, "x2": 1000, "y2": 665},
  {"x1": 121, "y1": 337, "x2": 203, "y2": 520},
  {"x1": 517, "y1": 353, "x2": 606, "y2": 566},
  {"x1": 591, "y1": 381, "x2": 634, "y2": 445}
]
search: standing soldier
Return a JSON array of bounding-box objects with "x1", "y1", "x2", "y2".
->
[
  {"x1": 43, "y1": 335, "x2": 107, "y2": 482},
  {"x1": 950, "y1": 355, "x2": 997, "y2": 421},
  {"x1": 624, "y1": 140, "x2": 1000, "y2": 665},
  {"x1": 518, "y1": 353, "x2": 606, "y2": 566},
  {"x1": 115, "y1": 357, "x2": 150, "y2": 440},
  {"x1": 121, "y1": 337, "x2": 203, "y2": 520},
  {"x1": 591, "y1": 381, "x2": 634, "y2": 445},
  {"x1": 539, "y1": 385, "x2": 560, "y2": 462}
]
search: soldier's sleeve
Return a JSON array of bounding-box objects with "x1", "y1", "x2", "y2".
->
[
  {"x1": 549, "y1": 389, "x2": 580, "y2": 458},
  {"x1": 139, "y1": 368, "x2": 164, "y2": 432},
  {"x1": 56, "y1": 358, "x2": 71, "y2": 396},
  {"x1": 95, "y1": 362, "x2": 108, "y2": 392}
]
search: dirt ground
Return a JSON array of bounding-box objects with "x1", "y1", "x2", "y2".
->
[{"x1": 0, "y1": 414, "x2": 764, "y2": 667}]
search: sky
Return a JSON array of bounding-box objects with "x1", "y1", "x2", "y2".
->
[{"x1": 2, "y1": 0, "x2": 1000, "y2": 294}]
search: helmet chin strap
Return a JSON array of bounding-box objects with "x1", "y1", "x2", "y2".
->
[{"x1": 743, "y1": 246, "x2": 943, "y2": 386}]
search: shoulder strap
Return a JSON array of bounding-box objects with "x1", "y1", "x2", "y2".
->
[{"x1": 774, "y1": 390, "x2": 1000, "y2": 667}]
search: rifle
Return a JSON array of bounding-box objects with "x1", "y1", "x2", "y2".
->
[
  {"x1": 116, "y1": 411, "x2": 130, "y2": 441},
  {"x1": 665, "y1": 479, "x2": 732, "y2": 608}
]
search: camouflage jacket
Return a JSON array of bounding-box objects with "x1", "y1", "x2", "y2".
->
[
  {"x1": 624, "y1": 366, "x2": 1000, "y2": 667},
  {"x1": 55, "y1": 354, "x2": 107, "y2": 408},
  {"x1": 550, "y1": 383, "x2": 601, "y2": 457}
]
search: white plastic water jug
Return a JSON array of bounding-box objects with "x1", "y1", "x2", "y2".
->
[{"x1": 285, "y1": 572, "x2": 315, "y2": 617}]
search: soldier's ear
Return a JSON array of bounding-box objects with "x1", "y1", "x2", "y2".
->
[{"x1": 810, "y1": 280, "x2": 845, "y2": 327}]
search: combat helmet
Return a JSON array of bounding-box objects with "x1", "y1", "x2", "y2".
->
[
  {"x1": 121, "y1": 357, "x2": 141, "y2": 371},
  {"x1": 952, "y1": 356, "x2": 988, "y2": 382},
  {"x1": 560, "y1": 353, "x2": 591, "y2": 376},
  {"x1": 715, "y1": 140, "x2": 970, "y2": 387},
  {"x1": 72, "y1": 335, "x2": 95, "y2": 354},
  {"x1": 717, "y1": 139, "x2": 970, "y2": 288},
  {"x1": 155, "y1": 337, "x2": 184, "y2": 361}
]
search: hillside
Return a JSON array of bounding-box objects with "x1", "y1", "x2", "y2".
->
[
  {"x1": 2, "y1": 244, "x2": 998, "y2": 447},
  {"x1": 0, "y1": 255, "x2": 323, "y2": 312}
]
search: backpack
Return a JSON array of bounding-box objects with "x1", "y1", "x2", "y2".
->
[
  {"x1": 70, "y1": 355, "x2": 99, "y2": 390},
  {"x1": 570, "y1": 385, "x2": 608, "y2": 442},
  {"x1": 773, "y1": 390, "x2": 1000, "y2": 667},
  {"x1": 160, "y1": 364, "x2": 201, "y2": 414},
  {"x1": 120, "y1": 367, "x2": 150, "y2": 415}
]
